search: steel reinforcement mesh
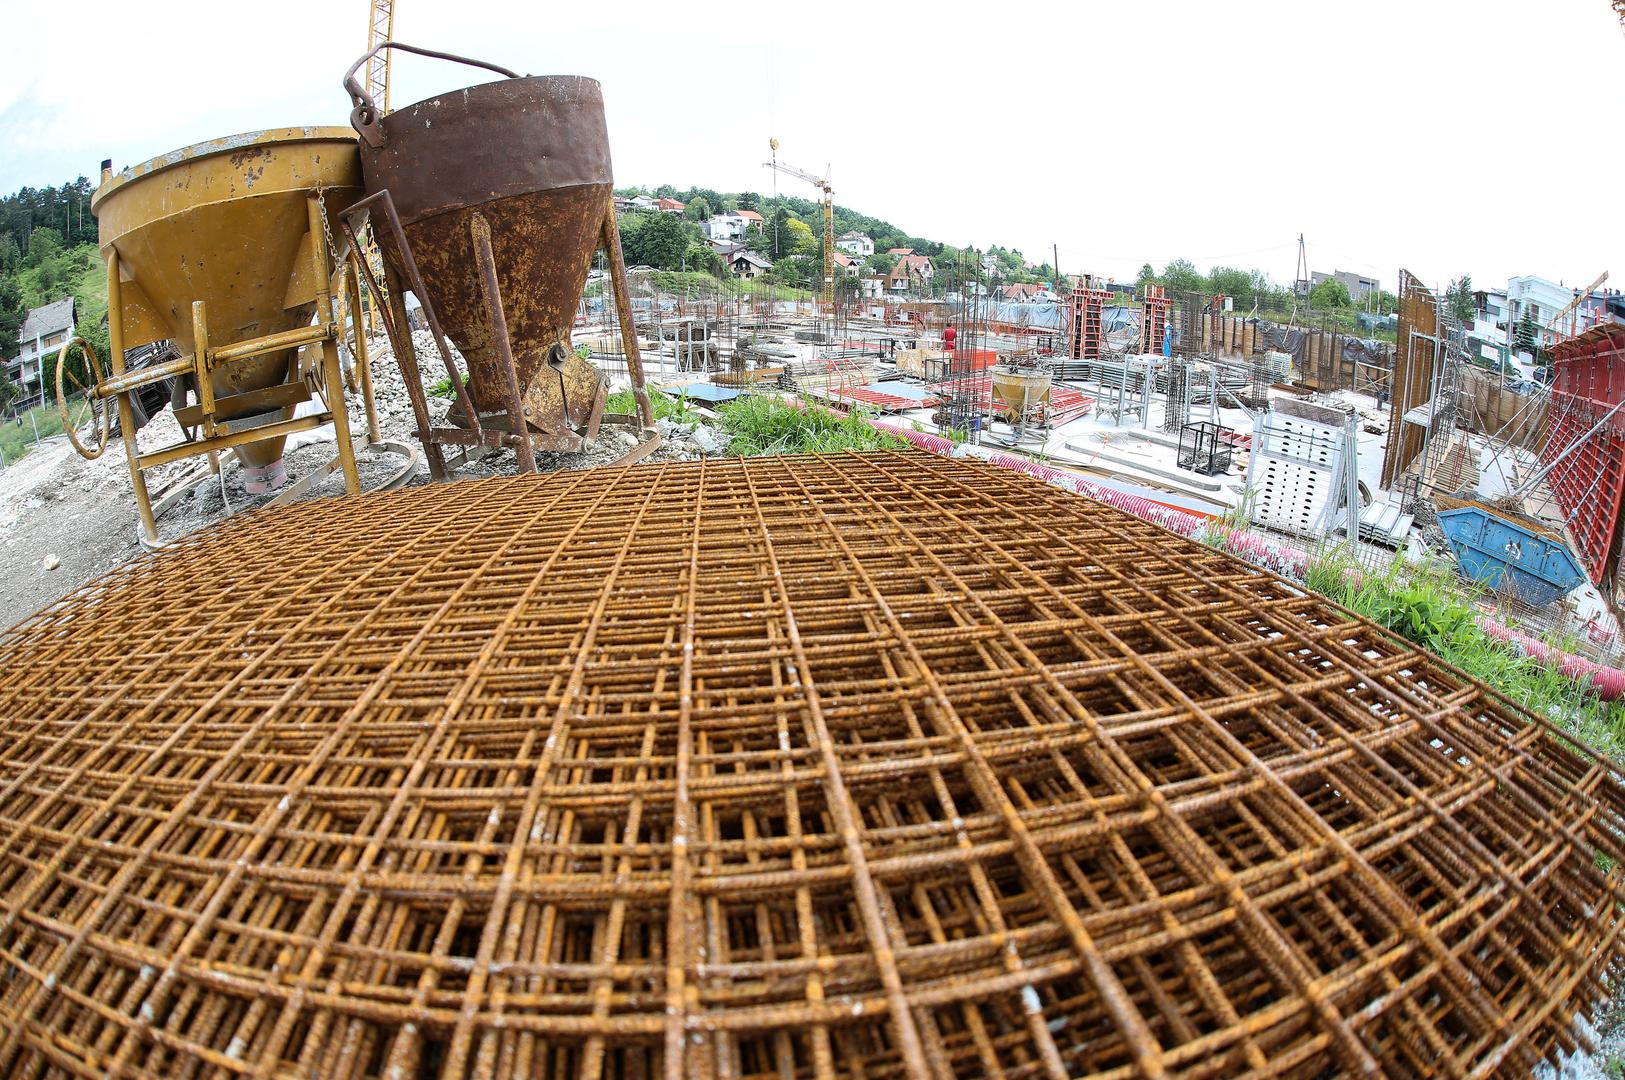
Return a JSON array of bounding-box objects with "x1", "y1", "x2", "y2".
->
[{"x1": 1, "y1": 450, "x2": 1624, "y2": 1079}]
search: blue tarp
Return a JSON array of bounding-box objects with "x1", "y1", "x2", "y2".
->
[{"x1": 670, "y1": 383, "x2": 742, "y2": 403}]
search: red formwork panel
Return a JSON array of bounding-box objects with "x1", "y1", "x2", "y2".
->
[
  {"x1": 816, "y1": 385, "x2": 940, "y2": 413},
  {"x1": 1542, "y1": 326, "x2": 1625, "y2": 584}
]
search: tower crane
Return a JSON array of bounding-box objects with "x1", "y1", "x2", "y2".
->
[
  {"x1": 763, "y1": 139, "x2": 835, "y2": 309},
  {"x1": 364, "y1": 0, "x2": 396, "y2": 115},
  {"x1": 350, "y1": 0, "x2": 396, "y2": 336}
]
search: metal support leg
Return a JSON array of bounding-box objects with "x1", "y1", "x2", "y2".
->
[
  {"x1": 349, "y1": 264, "x2": 380, "y2": 444},
  {"x1": 322, "y1": 335, "x2": 361, "y2": 495},
  {"x1": 107, "y1": 253, "x2": 159, "y2": 546},
  {"x1": 601, "y1": 201, "x2": 655, "y2": 429},
  {"x1": 343, "y1": 216, "x2": 448, "y2": 480},
  {"x1": 382, "y1": 261, "x2": 448, "y2": 482},
  {"x1": 307, "y1": 195, "x2": 361, "y2": 495},
  {"x1": 468, "y1": 211, "x2": 537, "y2": 474}
]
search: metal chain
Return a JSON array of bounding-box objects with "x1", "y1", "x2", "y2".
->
[{"x1": 313, "y1": 184, "x2": 358, "y2": 386}]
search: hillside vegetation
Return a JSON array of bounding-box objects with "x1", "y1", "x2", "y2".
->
[{"x1": 0, "y1": 178, "x2": 105, "y2": 410}]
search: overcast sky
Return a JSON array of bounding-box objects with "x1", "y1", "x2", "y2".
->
[{"x1": 2, "y1": 0, "x2": 1620, "y2": 295}]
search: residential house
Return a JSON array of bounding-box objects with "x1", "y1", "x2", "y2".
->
[
  {"x1": 832, "y1": 252, "x2": 860, "y2": 277},
  {"x1": 705, "y1": 213, "x2": 749, "y2": 242},
  {"x1": 657, "y1": 197, "x2": 686, "y2": 214},
  {"x1": 999, "y1": 283, "x2": 1044, "y2": 303},
  {"x1": 1310, "y1": 270, "x2": 1380, "y2": 304},
  {"x1": 708, "y1": 238, "x2": 745, "y2": 261},
  {"x1": 4, "y1": 296, "x2": 75, "y2": 411},
  {"x1": 735, "y1": 209, "x2": 764, "y2": 231},
  {"x1": 619, "y1": 194, "x2": 659, "y2": 214},
  {"x1": 860, "y1": 275, "x2": 886, "y2": 300},
  {"x1": 886, "y1": 247, "x2": 914, "y2": 257},
  {"x1": 886, "y1": 253, "x2": 935, "y2": 295},
  {"x1": 730, "y1": 251, "x2": 773, "y2": 280},
  {"x1": 836, "y1": 231, "x2": 874, "y2": 257}
]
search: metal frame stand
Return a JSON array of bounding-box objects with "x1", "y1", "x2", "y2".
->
[
  {"x1": 101, "y1": 194, "x2": 365, "y2": 548},
  {"x1": 344, "y1": 191, "x2": 656, "y2": 482}
]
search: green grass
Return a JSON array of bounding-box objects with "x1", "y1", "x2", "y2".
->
[
  {"x1": 716, "y1": 396, "x2": 909, "y2": 456},
  {"x1": 0, "y1": 397, "x2": 92, "y2": 466},
  {"x1": 604, "y1": 386, "x2": 698, "y2": 423},
  {"x1": 1302, "y1": 549, "x2": 1625, "y2": 755}
]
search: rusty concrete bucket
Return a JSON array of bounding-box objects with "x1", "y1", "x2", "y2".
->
[
  {"x1": 341, "y1": 43, "x2": 656, "y2": 478},
  {"x1": 87, "y1": 129, "x2": 365, "y2": 544}
]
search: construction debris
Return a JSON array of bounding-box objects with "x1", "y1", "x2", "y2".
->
[{"x1": 1, "y1": 451, "x2": 1621, "y2": 1077}]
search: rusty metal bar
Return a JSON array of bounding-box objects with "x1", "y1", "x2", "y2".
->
[
  {"x1": 468, "y1": 210, "x2": 537, "y2": 474},
  {"x1": 2, "y1": 451, "x2": 1624, "y2": 1077}
]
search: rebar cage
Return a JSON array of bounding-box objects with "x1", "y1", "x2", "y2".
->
[
  {"x1": 1176, "y1": 421, "x2": 1234, "y2": 476},
  {"x1": 1, "y1": 451, "x2": 1623, "y2": 1078}
]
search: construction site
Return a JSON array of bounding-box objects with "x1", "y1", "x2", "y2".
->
[{"x1": 3, "y1": 5, "x2": 1625, "y2": 1079}]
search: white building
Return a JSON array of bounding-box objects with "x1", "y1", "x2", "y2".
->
[
  {"x1": 1505, "y1": 275, "x2": 1621, "y2": 347},
  {"x1": 5, "y1": 297, "x2": 75, "y2": 411},
  {"x1": 836, "y1": 231, "x2": 873, "y2": 257},
  {"x1": 706, "y1": 213, "x2": 749, "y2": 242}
]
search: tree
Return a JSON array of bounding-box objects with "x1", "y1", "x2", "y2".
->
[
  {"x1": 772, "y1": 254, "x2": 819, "y2": 291},
  {"x1": 1207, "y1": 266, "x2": 1256, "y2": 309},
  {"x1": 737, "y1": 191, "x2": 761, "y2": 212},
  {"x1": 0, "y1": 278, "x2": 24, "y2": 358},
  {"x1": 764, "y1": 207, "x2": 798, "y2": 260},
  {"x1": 784, "y1": 217, "x2": 817, "y2": 257},
  {"x1": 626, "y1": 211, "x2": 688, "y2": 270},
  {"x1": 1514, "y1": 309, "x2": 1539, "y2": 357},
  {"x1": 1309, "y1": 277, "x2": 1352, "y2": 310},
  {"x1": 26, "y1": 226, "x2": 61, "y2": 265},
  {"x1": 1160, "y1": 258, "x2": 1206, "y2": 297},
  {"x1": 1444, "y1": 275, "x2": 1475, "y2": 325},
  {"x1": 1134, "y1": 263, "x2": 1157, "y2": 291},
  {"x1": 865, "y1": 253, "x2": 898, "y2": 278},
  {"x1": 685, "y1": 243, "x2": 724, "y2": 277},
  {"x1": 684, "y1": 196, "x2": 712, "y2": 222},
  {"x1": 1372, "y1": 290, "x2": 1399, "y2": 316}
]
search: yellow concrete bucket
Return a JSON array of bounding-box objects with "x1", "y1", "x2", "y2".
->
[
  {"x1": 990, "y1": 364, "x2": 1053, "y2": 421},
  {"x1": 93, "y1": 128, "x2": 362, "y2": 470}
]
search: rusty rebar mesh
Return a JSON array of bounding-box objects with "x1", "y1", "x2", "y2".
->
[{"x1": 2, "y1": 450, "x2": 1624, "y2": 1079}]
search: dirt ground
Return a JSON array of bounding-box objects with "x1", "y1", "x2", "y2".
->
[{"x1": 0, "y1": 331, "x2": 709, "y2": 631}]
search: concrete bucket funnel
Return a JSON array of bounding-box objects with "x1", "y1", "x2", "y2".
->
[
  {"x1": 92, "y1": 129, "x2": 363, "y2": 470},
  {"x1": 344, "y1": 46, "x2": 615, "y2": 450}
]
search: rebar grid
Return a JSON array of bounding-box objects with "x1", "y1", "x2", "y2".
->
[{"x1": 1, "y1": 450, "x2": 1623, "y2": 1079}]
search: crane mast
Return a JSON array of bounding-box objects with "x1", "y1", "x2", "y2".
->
[
  {"x1": 764, "y1": 141, "x2": 835, "y2": 310},
  {"x1": 365, "y1": 0, "x2": 395, "y2": 115}
]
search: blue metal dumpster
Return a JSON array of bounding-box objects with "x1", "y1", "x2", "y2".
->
[{"x1": 1437, "y1": 504, "x2": 1586, "y2": 607}]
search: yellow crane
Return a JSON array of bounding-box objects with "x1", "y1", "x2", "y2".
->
[
  {"x1": 763, "y1": 139, "x2": 835, "y2": 309},
  {"x1": 349, "y1": 0, "x2": 396, "y2": 337},
  {"x1": 365, "y1": 0, "x2": 395, "y2": 115}
]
